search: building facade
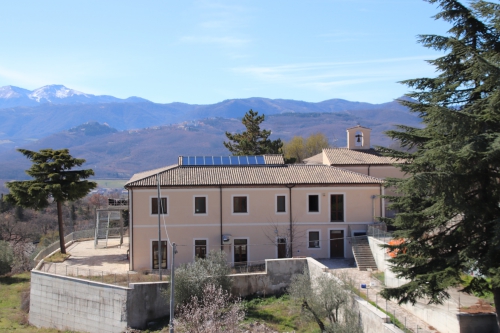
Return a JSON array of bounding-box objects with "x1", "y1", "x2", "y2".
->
[{"x1": 125, "y1": 127, "x2": 403, "y2": 270}]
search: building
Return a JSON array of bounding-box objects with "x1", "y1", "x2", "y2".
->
[{"x1": 125, "y1": 126, "x2": 403, "y2": 270}]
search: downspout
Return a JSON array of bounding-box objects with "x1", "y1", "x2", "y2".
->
[
  {"x1": 381, "y1": 185, "x2": 385, "y2": 219},
  {"x1": 220, "y1": 185, "x2": 223, "y2": 250},
  {"x1": 285, "y1": 184, "x2": 295, "y2": 257},
  {"x1": 128, "y1": 188, "x2": 133, "y2": 271}
]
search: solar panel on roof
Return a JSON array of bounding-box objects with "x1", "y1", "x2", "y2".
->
[{"x1": 179, "y1": 155, "x2": 268, "y2": 166}]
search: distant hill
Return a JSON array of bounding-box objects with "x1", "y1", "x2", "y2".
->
[
  {"x1": 0, "y1": 84, "x2": 149, "y2": 109},
  {"x1": 0, "y1": 84, "x2": 421, "y2": 181},
  {"x1": 0, "y1": 85, "x2": 414, "y2": 152},
  {"x1": 0, "y1": 110, "x2": 420, "y2": 180}
]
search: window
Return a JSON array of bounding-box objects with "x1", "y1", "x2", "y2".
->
[
  {"x1": 330, "y1": 194, "x2": 344, "y2": 222},
  {"x1": 151, "y1": 197, "x2": 167, "y2": 215},
  {"x1": 277, "y1": 195, "x2": 286, "y2": 213},
  {"x1": 152, "y1": 241, "x2": 167, "y2": 269},
  {"x1": 308, "y1": 195, "x2": 319, "y2": 212},
  {"x1": 308, "y1": 231, "x2": 320, "y2": 248},
  {"x1": 233, "y1": 196, "x2": 248, "y2": 213},
  {"x1": 234, "y1": 239, "x2": 248, "y2": 263},
  {"x1": 195, "y1": 240, "x2": 207, "y2": 259},
  {"x1": 194, "y1": 197, "x2": 206, "y2": 214}
]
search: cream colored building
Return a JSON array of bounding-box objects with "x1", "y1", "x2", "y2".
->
[{"x1": 125, "y1": 126, "x2": 403, "y2": 270}]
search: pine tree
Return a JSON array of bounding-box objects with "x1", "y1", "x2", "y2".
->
[
  {"x1": 4, "y1": 149, "x2": 97, "y2": 254},
  {"x1": 379, "y1": 0, "x2": 500, "y2": 327},
  {"x1": 223, "y1": 109, "x2": 283, "y2": 155}
]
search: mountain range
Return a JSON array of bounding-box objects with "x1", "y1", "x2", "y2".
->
[{"x1": 0, "y1": 85, "x2": 420, "y2": 182}]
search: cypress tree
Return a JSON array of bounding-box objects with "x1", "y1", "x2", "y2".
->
[
  {"x1": 379, "y1": 0, "x2": 500, "y2": 327},
  {"x1": 224, "y1": 109, "x2": 283, "y2": 155}
]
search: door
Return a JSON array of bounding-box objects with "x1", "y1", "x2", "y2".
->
[
  {"x1": 330, "y1": 230, "x2": 344, "y2": 258},
  {"x1": 277, "y1": 238, "x2": 287, "y2": 258}
]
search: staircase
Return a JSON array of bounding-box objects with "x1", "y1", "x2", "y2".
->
[{"x1": 352, "y1": 236, "x2": 378, "y2": 271}]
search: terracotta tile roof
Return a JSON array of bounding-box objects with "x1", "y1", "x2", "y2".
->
[
  {"x1": 323, "y1": 148, "x2": 397, "y2": 165},
  {"x1": 125, "y1": 164, "x2": 383, "y2": 187},
  {"x1": 263, "y1": 154, "x2": 285, "y2": 165},
  {"x1": 303, "y1": 153, "x2": 323, "y2": 165}
]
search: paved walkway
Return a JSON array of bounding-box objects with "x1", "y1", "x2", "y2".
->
[{"x1": 62, "y1": 237, "x2": 129, "y2": 273}]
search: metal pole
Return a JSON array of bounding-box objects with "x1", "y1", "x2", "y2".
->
[
  {"x1": 157, "y1": 173, "x2": 162, "y2": 281},
  {"x1": 169, "y1": 243, "x2": 177, "y2": 333}
]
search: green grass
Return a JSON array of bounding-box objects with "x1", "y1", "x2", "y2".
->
[
  {"x1": 243, "y1": 295, "x2": 321, "y2": 333},
  {"x1": 371, "y1": 271, "x2": 385, "y2": 284},
  {"x1": 0, "y1": 273, "x2": 64, "y2": 332},
  {"x1": 94, "y1": 179, "x2": 128, "y2": 189}
]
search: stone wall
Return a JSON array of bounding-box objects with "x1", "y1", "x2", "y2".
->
[{"x1": 30, "y1": 270, "x2": 171, "y2": 333}]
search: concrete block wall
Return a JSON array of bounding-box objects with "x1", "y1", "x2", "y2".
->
[
  {"x1": 231, "y1": 258, "x2": 306, "y2": 297},
  {"x1": 30, "y1": 270, "x2": 129, "y2": 333},
  {"x1": 127, "y1": 281, "x2": 170, "y2": 329}
]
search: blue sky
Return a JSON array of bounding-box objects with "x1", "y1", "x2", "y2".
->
[{"x1": 0, "y1": 0, "x2": 451, "y2": 104}]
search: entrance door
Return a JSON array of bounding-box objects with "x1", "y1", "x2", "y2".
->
[
  {"x1": 330, "y1": 230, "x2": 344, "y2": 258},
  {"x1": 277, "y1": 238, "x2": 287, "y2": 258}
]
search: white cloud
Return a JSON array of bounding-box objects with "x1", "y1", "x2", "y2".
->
[{"x1": 232, "y1": 55, "x2": 436, "y2": 93}]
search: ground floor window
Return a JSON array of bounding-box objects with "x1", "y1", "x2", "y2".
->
[
  {"x1": 152, "y1": 241, "x2": 168, "y2": 269},
  {"x1": 195, "y1": 239, "x2": 207, "y2": 259},
  {"x1": 234, "y1": 239, "x2": 248, "y2": 263},
  {"x1": 308, "y1": 231, "x2": 320, "y2": 248}
]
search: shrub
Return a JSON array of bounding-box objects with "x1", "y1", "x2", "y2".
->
[
  {"x1": 173, "y1": 250, "x2": 232, "y2": 305},
  {"x1": 0, "y1": 240, "x2": 14, "y2": 275}
]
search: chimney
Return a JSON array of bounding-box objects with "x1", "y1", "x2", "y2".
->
[{"x1": 346, "y1": 125, "x2": 371, "y2": 150}]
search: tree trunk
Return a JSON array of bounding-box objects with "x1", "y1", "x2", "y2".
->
[
  {"x1": 57, "y1": 200, "x2": 66, "y2": 254},
  {"x1": 493, "y1": 287, "x2": 500, "y2": 330},
  {"x1": 302, "y1": 300, "x2": 325, "y2": 332}
]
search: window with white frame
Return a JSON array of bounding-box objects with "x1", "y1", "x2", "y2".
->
[
  {"x1": 194, "y1": 239, "x2": 207, "y2": 259},
  {"x1": 151, "y1": 197, "x2": 167, "y2": 215},
  {"x1": 152, "y1": 241, "x2": 168, "y2": 269},
  {"x1": 308, "y1": 195, "x2": 319, "y2": 212},
  {"x1": 194, "y1": 196, "x2": 206, "y2": 214},
  {"x1": 233, "y1": 196, "x2": 248, "y2": 213},
  {"x1": 276, "y1": 195, "x2": 286, "y2": 213},
  {"x1": 308, "y1": 231, "x2": 320, "y2": 248},
  {"x1": 234, "y1": 239, "x2": 248, "y2": 263}
]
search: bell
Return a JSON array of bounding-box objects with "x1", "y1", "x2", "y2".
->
[{"x1": 356, "y1": 135, "x2": 361, "y2": 143}]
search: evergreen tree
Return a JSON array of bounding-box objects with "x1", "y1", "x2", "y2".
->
[
  {"x1": 379, "y1": 0, "x2": 500, "y2": 327},
  {"x1": 4, "y1": 149, "x2": 96, "y2": 254},
  {"x1": 224, "y1": 109, "x2": 283, "y2": 155}
]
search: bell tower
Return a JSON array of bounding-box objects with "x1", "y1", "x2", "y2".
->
[{"x1": 347, "y1": 125, "x2": 371, "y2": 150}]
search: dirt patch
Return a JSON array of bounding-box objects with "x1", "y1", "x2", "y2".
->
[{"x1": 460, "y1": 299, "x2": 495, "y2": 314}]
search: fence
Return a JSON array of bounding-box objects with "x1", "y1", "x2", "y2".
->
[
  {"x1": 33, "y1": 228, "x2": 128, "y2": 265},
  {"x1": 367, "y1": 224, "x2": 393, "y2": 243}
]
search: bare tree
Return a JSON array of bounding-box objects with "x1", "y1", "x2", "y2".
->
[
  {"x1": 174, "y1": 283, "x2": 244, "y2": 333},
  {"x1": 263, "y1": 219, "x2": 305, "y2": 258}
]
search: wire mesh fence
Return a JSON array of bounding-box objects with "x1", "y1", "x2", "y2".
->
[{"x1": 40, "y1": 262, "x2": 168, "y2": 287}]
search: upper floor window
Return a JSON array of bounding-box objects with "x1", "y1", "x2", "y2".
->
[
  {"x1": 195, "y1": 196, "x2": 206, "y2": 214},
  {"x1": 195, "y1": 239, "x2": 207, "y2": 259},
  {"x1": 151, "y1": 197, "x2": 167, "y2": 215},
  {"x1": 330, "y1": 194, "x2": 344, "y2": 222},
  {"x1": 233, "y1": 196, "x2": 248, "y2": 213},
  {"x1": 308, "y1": 195, "x2": 319, "y2": 213},
  {"x1": 277, "y1": 195, "x2": 286, "y2": 213}
]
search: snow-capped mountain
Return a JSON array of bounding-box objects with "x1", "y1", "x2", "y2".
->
[{"x1": 0, "y1": 84, "x2": 150, "y2": 109}]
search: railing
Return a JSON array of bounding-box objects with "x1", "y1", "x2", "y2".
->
[
  {"x1": 108, "y1": 198, "x2": 128, "y2": 206},
  {"x1": 40, "y1": 262, "x2": 168, "y2": 287},
  {"x1": 230, "y1": 260, "x2": 267, "y2": 274},
  {"x1": 33, "y1": 229, "x2": 95, "y2": 264},
  {"x1": 367, "y1": 225, "x2": 393, "y2": 243}
]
